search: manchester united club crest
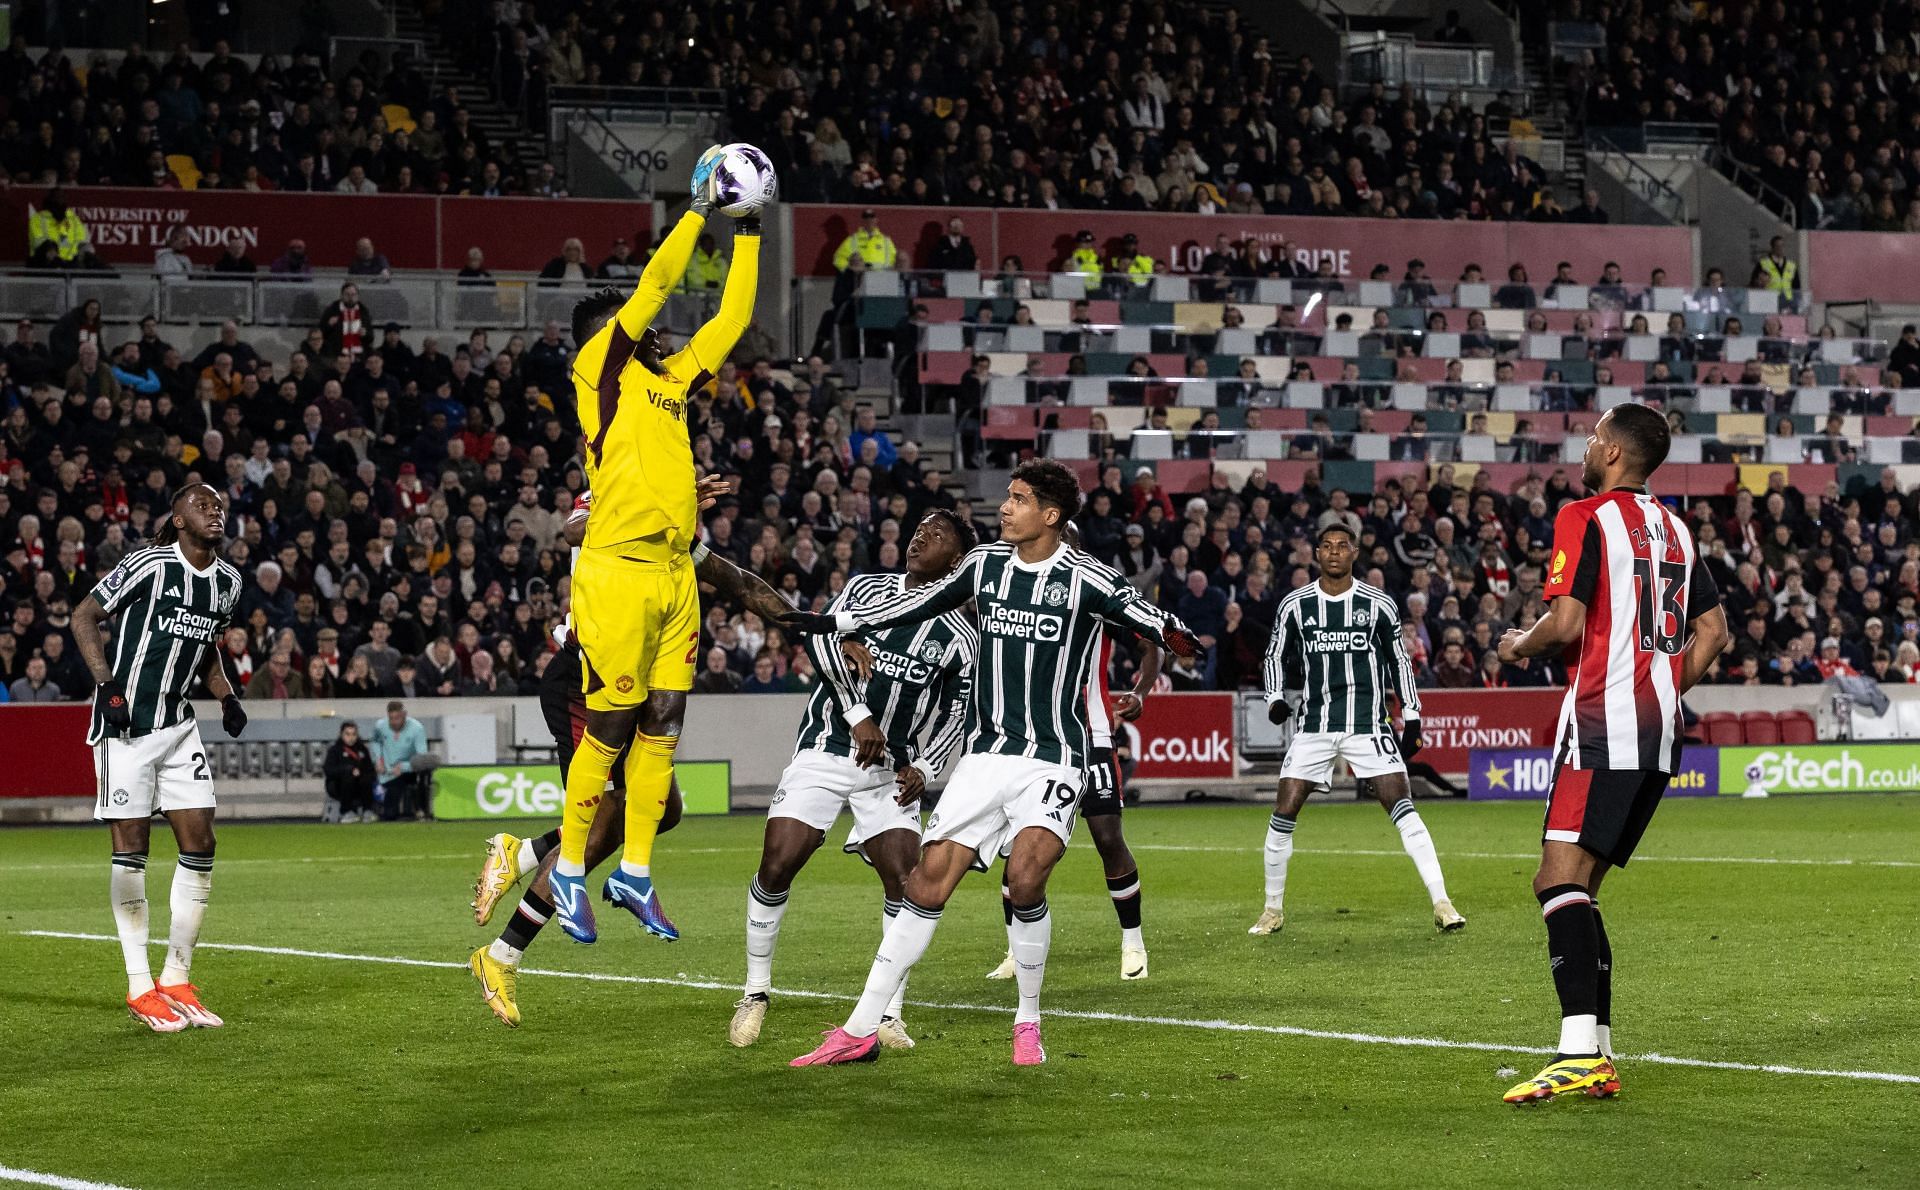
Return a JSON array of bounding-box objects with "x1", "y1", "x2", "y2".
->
[{"x1": 1042, "y1": 581, "x2": 1069, "y2": 607}]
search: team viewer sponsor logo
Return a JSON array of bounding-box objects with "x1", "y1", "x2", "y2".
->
[
  {"x1": 1469, "y1": 747, "x2": 1719, "y2": 799},
  {"x1": 1720, "y1": 745, "x2": 1920, "y2": 797},
  {"x1": 982, "y1": 603, "x2": 1063, "y2": 642}
]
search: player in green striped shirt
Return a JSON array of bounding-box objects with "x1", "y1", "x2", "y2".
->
[{"x1": 73, "y1": 483, "x2": 249, "y2": 1033}]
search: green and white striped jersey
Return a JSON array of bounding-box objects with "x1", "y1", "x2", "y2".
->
[
  {"x1": 1262, "y1": 578, "x2": 1420, "y2": 735},
  {"x1": 795, "y1": 572, "x2": 977, "y2": 780},
  {"x1": 87, "y1": 544, "x2": 244, "y2": 744},
  {"x1": 835, "y1": 542, "x2": 1190, "y2": 771}
]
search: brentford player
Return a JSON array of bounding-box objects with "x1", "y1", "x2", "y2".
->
[{"x1": 1495, "y1": 404, "x2": 1729, "y2": 1104}]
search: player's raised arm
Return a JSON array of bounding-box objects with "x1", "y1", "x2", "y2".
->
[
  {"x1": 613, "y1": 208, "x2": 708, "y2": 342},
  {"x1": 783, "y1": 548, "x2": 986, "y2": 636},
  {"x1": 675, "y1": 224, "x2": 761, "y2": 377}
]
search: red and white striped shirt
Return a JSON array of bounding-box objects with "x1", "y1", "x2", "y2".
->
[
  {"x1": 1084, "y1": 630, "x2": 1116, "y2": 749},
  {"x1": 1544, "y1": 487, "x2": 1720, "y2": 772}
]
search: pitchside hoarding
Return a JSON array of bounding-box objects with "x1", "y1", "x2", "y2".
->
[
  {"x1": 432, "y1": 761, "x2": 731, "y2": 820},
  {"x1": 1116, "y1": 693, "x2": 1236, "y2": 781},
  {"x1": 1468, "y1": 747, "x2": 1720, "y2": 800},
  {"x1": 1408, "y1": 689, "x2": 1565, "y2": 775},
  {"x1": 1718, "y1": 745, "x2": 1920, "y2": 797}
]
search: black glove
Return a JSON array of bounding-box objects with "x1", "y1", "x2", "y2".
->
[
  {"x1": 734, "y1": 216, "x2": 762, "y2": 236},
  {"x1": 779, "y1": 610, "x2": 840, "y2": 635},
  {"x1": 1163, "y1": 626, "x2": 1202, "y2": 659},
  {"x1": 95, "y1": 680, "x2": 132, "y2": 732},
  {"x1": 1399, "y1": 719, "x2": 1423, "y2": 759},
  {"x1": 221, "y1": 693, "x2": 248, "y2": 738},
  {"x1": 1267, "y1": 699, "x2": 1292, "y2": 726}
]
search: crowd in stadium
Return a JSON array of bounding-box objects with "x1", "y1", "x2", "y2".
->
[
  {"x1": 0, "y1": 35, "x2": 549, "y2": 198},
  {"x1": 1567, "y1": 0, "x2": 1920, "y2": 230},
  {"x1": 460, "y1": 0, "x2": 1553, "y2": 219},
  {"x1": 1, "y1": 256, "x2": 1918, "y2": 705}
]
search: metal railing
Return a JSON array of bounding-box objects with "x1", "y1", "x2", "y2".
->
[
  {"x1": 1711, "y1": 145, "x2": 1799, "y2": 228},
  {"x1": 1, "y1": 271, "x2": 723, "y2": 335},
  {"x1": 1588, "y1": 133, "x2": 1691, "y2": 224}
]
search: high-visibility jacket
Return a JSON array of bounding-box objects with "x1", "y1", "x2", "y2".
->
[
  {"x1": 28, "y1": 209, "x2": 90, "y2": 262},
  {"x1": 1758, "y1": 255, "x2": 1797, "y2": 294},
  {"x1": 683, "y1": 246, "x2": 728, "y2": 291},
  {"x1": 1109, "y1": 252, "x2": 1154, "y2": 286},
  {"x1": 833, "y1": 228, "x2": 899, "y2": 270},
  {"x1": 1066, "y1": 246, "x2": 1103, "y2": 277}
]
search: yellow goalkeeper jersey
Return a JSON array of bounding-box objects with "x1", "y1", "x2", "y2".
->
[{"x1": 572, "y1": 215, "x2": 760, "y2": 553}]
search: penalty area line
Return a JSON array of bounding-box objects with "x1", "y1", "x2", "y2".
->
[
  {"x1": 0, "y1": 1165, "x2": 140, "y2": 1190},
  {"x1": 19, "y1": 930, "x2": 1920, "y2": 1087}
]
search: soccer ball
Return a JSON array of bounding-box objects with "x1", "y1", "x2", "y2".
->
[{"x1": 705, "y1": 143, "x2": 779, "y2": 217}]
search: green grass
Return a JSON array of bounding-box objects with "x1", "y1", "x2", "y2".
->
[{"x1": 2, "y1": 796, "x2": 1917, "y2": 1189}]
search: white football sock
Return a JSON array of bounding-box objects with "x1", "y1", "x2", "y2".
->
[
  {"x1": 744, "y1": 878, "x2": 789, "y2": 996},
  {"x1": 1009, "y1": 900, "x2": 1052, "y2": 1025},
  {"x1": 1263, "y1": 813, "x2": 1296, "y2": 911},
  {"x1": 845, "y1": 899, "x2": 941, "y2": 1038},
  {"x1": 882, "y1": 898, "x2": 908, "y2": 1018},
  {"x1": 487, "y1": 938, "x2": 524, "y2": 966},
  {"x1": 618, "y1": 861, "x2": 650, "y2": 880},
  {"x1": 111, "y1": 854, "x2": 152, "y2": 998},
  {"x1": 1596, "y1": 1024, "x2": 1613, "y2": 1058},
  {"x1": 1389, "y1": 800, "x2": 1451, "y2": 904},
  {"x1": 1121, "y1": 925, "x2": 1145, "y2": 950},
  {"x1": 514, "y1": 837, "x2": 541, "y2": 874},
  {"x1": 1558, "y1": 1013, "x2": 1600, "y2": 1057},
  {"x1": 158, "y1": 853, "x2": 213, "y2": 987}
]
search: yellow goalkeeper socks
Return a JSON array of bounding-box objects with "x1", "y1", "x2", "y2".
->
[
  {"x1": 618, "y1": 733, "x2": 676, "y2": 875},
  {"x1": 557, "y1": 731, "x2": 621, "y2": 874}
]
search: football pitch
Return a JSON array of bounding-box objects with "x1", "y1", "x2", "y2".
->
[{"x1": 2, "y1": 795, "x2": 1916, "y2": 1189}]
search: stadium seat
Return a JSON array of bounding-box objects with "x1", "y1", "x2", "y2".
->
[
  {"x1": 167, "y1": 153, "x2": 202, "y2": 189},
  {"x1": 1777, "y1": 711, "x2": 1817, "y2": 744},
  {"x1": 1702, "y1": 712, "x2": 1743, "y2": 747},
  {"x1": 382, "y1": 103, "x2": 417, "y2": 133},
  {"x1": 1739, "y1": 711, "x2": 1781, "y2": 746}
]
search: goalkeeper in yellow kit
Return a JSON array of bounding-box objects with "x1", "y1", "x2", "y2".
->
[{"x1": 548, "y1": 153, "x2": 762, "y2": 944}]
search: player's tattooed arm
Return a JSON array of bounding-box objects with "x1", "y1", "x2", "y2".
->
[
  {"x1": 694, "y1": 548, "x2": 791, "y2": 625},
  {"x1": 72, "y1": 593, "x2": 115, "y2": 686}
]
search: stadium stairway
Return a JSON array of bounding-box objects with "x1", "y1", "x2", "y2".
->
[{"x1": 389, "y1": 4, "x2": 545, "y2": 184}]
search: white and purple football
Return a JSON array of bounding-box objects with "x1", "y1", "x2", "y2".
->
[{"x1": 706, "y1": 143, "x2": 779, "y2": 217}]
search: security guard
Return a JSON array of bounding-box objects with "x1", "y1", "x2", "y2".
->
[
  {"x1": 683, "y1": 232, "x2": 729, "y2": 292},
  {"x1": 28, "y1": 189, "x2": 95, "y2": 267},
  {"x1": 832, "y1": 208, "x2": 901, "y2": 270},
  {"x1": 1756, "y1": 235, "x2": 1796, "y2": 303},
  {"x1": 1066, "y1": 229, "x2": 1103, "y2": 278},
  {"x1": 1107, "y1": 232, "x2": 1155, "y2": 292}
]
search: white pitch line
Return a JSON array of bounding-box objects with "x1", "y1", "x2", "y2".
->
[
  {"x1": 0, "y1": 848, "x2": 756, "y2": 874},
  {"x1": 19, "y1": 930, "x2": 1919, "y2": 1087},
  {"x1": 0, "y1": 1165, "x2": 139, "y2": 1190},
  {"x1": 1132, "y1": 844, "x2": 1920, "y2": 868},
  {"x1": 6, "y1": 844, "x2": 1917, "y2": 875}
]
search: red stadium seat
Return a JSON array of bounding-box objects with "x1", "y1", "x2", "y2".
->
[
  {"x1": 1702, "y1": 712, "x2": 1744, "y2": 747},
  {"x1": 1739, "y1": 711, "x2": 1781, "y2": 746},
  {"x1": 1777, "y1": 711, "x2": 1817, "y2": 745}
]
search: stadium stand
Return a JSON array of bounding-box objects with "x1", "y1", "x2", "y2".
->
[{"x1": 0, "y1": 0, "x2": 1918, "y2": 714}]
